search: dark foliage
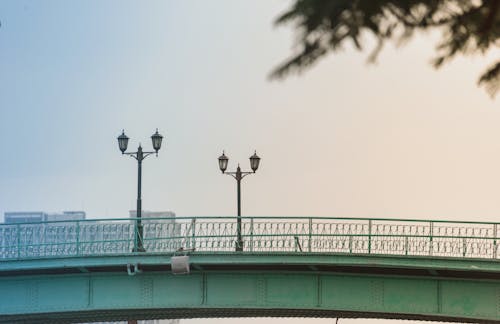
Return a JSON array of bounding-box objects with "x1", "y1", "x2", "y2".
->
[{"x1": 272, "y1": 0, "x2": 500, "y2": 97}]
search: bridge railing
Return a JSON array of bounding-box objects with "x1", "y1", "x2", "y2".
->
[{"x1": 0, "y1": 217, "x2": 499, "y2": 260}]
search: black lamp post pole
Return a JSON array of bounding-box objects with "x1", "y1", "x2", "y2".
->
[
  {"x1": 236, "y1": 166, "x2": 242, "y2": 251},
  {"x1": 136, "y1": 146, "x2": 144, "y2": 252},
  {"x1": 128, "y1": 145, "x2": 151, "y2": 253},
  {"x1": 228, "y1": 165, "x2": 251, "y2": 252}
]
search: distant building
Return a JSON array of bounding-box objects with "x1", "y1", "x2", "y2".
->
[
  {"x1": 4, "y1": 211, "x2": 45, "y2": 223},
  {"x1": 4, "y1": 211, "x2": 86, "y2": 224},
  {"x1": 129, "y1": 210, "x2": 176, "y2": 220},
  {"x1": 46, "y1": 211, "x2": 86, "y2": 222}
]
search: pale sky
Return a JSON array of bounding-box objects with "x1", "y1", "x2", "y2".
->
[{"x1": 0, "y1": 1, "x2": 498, "y2": 323}]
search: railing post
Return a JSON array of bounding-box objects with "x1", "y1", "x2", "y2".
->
[
  {"x1": 191, "y1": 218, "x2": 196, "y2": 250},
  {"x1": 16, "y1": 224, "x2": 21, "y2": 259},
  {"x1": 368, "y1": 220, "x2": 372, "y2": 254},
  {"x1": 462, "y1": 237, "x2": 467, "y2": 257},
  {"x1": 43, "y1": 222, "x2": 47, "y2": 257},
  {"x1": 429, "y1": 221, "x2": 434, "y2": 256},
  {"x1": 76, "y1": 221, "x2": 80, "y2": 256},
  {"x1": 494, "y1": 224, "x2": 497, "y2": 259},
  {"x1": 249, "y1": 217, "x2": 254, "y2": 252},
  {"x1": 405, "y1": 235, "x2": 408, "y2": 256},
  {"x1": 308, "y1": 218, "x2": 312, "y2": 252},
  {"x1": 294, "y1": 236, "x2": 303, "y2": 252},
  {"x1": 133, "y1": 220, "x2": 138, "y2": 252}
]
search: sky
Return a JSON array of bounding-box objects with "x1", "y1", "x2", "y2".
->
[{"x1": 0, "y1": 1, "x2": 498, "y2": 323}]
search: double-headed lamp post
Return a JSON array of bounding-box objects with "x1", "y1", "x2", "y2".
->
[
  {"x1": 218, "y1": 151, "x2": 261, "y2": 252},
  {"x1": 117, "y1": 129, "x2": 163, "y2": 252}
]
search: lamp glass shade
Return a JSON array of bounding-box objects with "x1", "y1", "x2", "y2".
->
[
  {"x1": 218, "y1": 152, "x2": 229, "y2": 173},
  {"x1": 151, "y1": 129, "x2": 163, "y2": 152},
  {"x1": 117, "y1": 130, "x2": 129, "y2": 153},
  {"x1": 249, "y1": 151, "x2": 260, "y2": 172}
]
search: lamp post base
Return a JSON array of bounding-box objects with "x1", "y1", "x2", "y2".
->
[{"x1": 132, "y1": 247, "x2": 146, "y2": 253}]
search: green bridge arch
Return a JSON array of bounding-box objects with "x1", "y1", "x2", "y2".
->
[
  {"x1": 1, "y1": 253, "x2": 500, "y2": 323},
  {"x1": 1, "y1": 216, "x2": 500, "y2": 322}
]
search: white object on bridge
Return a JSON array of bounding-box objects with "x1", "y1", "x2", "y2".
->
[{"x1": 171, "y1": 255, "x2": 190, "y2": 275}]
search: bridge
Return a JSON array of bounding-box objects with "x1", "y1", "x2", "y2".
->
[{"x1": 1, "y1": 216, "x2": 500, "y2": 323}]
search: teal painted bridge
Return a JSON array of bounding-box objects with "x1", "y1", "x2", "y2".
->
[{"x1": 1, "y1": 216, "x2": 500, "y2": 323}]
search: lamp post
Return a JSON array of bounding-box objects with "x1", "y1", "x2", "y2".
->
[
  {"x1": 118, "y1": 129, "x2": 163, "y2": 252},
  {"x1": 218, "y1": 151, "x2": 261, "y2": 251}
]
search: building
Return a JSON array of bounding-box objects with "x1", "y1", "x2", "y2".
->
[
  {"x1": 4, "y1": 211, "x2": 86, "y2": 224},
  {"x1": 129, "y1": 210, "x2": 176, "y2": 221},
  {"x1": 46, "y1": 210, "x2": 86, "y2": 222},
  {"x1": 4, "y1": 211, "x2": 45, "y2": 224}
]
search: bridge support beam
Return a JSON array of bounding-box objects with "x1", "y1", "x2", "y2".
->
[{"x1": 1, "y1": 270, "x2": 500, "y2": 323}]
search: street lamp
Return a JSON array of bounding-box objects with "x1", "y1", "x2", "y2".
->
[
  {"x1": 218, "y1": 150, "x2": 261, "y2": 251},
  {"x1": 118, "y1": 129, "x2": 164, "y2": 252}
]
